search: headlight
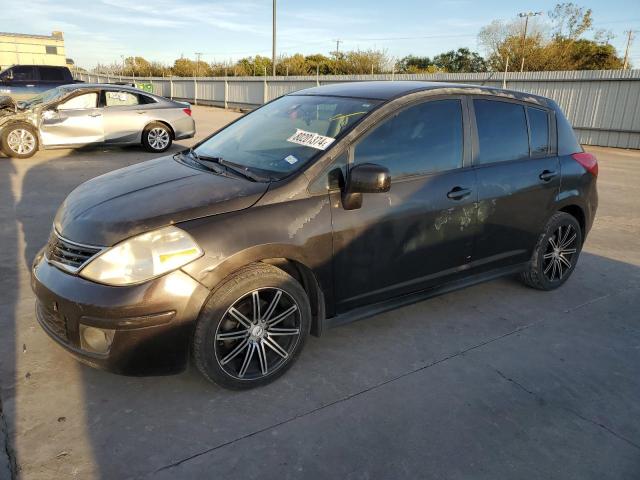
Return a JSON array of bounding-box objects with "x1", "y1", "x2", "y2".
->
[{"x1": 80, "y1": 226, "x2": 203, "y2": 286}]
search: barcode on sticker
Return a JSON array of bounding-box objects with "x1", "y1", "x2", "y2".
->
[{"x1": 286, "y1": 129, "x2": 335, "y2": 150}]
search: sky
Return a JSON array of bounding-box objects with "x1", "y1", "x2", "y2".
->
[{"x1": 3, "y1": 0, "x2": 640, "y2": 69}]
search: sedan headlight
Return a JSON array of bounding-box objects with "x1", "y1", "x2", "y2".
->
[{"x1": 80, "y1": 226, "x2": 203, "y2": 286}]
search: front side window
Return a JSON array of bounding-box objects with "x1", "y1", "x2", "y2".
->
[
  {"x1": 527, "y1": 106, "x2": 550, "y2": 156},
  {"x1": 10, "y1": 66, "x2": 35, "y2": 82},
  {"x1": 354, "y1": 99, "x2": 464, "y2": 178},
  {"x1": 194, "y1": 95, "x2": 380, "y2": 178},
  {"x1": 58, "y1": 92, "x2": 98, "y2": 110},
  {"x1": 105, "y1": 91, "x2": 139, "y2": 107},
  {"x1": 474, "y1": 99, "x2": 529, "y2": 164},
  {"x1": 45, "y1": 45, "x2": 58, "y2": 55}
]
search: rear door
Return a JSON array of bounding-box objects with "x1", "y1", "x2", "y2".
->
[
  {"x1": 39, "y1": 91, "x2": 104, "y2": 146},
  {"x1": 101, "y1": 90, "x2": 150, "y2": 144},
  {"x1": 330, "y1": 96, "x2": 477, "y2": 312},
  {"x1": 471, "y1": 97, "x2": 559, "y2": 269}
]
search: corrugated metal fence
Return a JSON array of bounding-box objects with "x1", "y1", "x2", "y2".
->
[{"x1": 76, "y1": 70, "x2": 640, "y2": 149}]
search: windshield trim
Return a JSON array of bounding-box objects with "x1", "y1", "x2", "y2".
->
[{"x1": 191, "y1": 94, "x2": 384, "y2": 182}]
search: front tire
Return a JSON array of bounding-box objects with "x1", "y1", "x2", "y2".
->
[
  {"x1": 1, "y1": 123, "x2": 39, "y2": 159},
  {"x1": 142, "y1": 122, "x2": 172, "y2": 153},
  {"x1": 193, "y1": 263, "x2": 311, "y2": 389},
  {"x1": 521, "y1": 212, "x2": 583, "y2": 290}
]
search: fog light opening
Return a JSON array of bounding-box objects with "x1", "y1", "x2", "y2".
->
[{"x1": 79, "y1": 325, "x2": 115, "y2": 354}]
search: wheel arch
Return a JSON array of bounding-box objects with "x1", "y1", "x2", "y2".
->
[
  {"x1": 145, "y1": 120, "x2": 175, "y2": 139},
  {"x1": 558, "y1": 204, "x2": 586, "y2": 241},
  {"x1": 190, "y1": 246, "x2": 327, "y2": 338},
  {"x1": 260, "y1": 258, "x2": 325, "y2": 337}
]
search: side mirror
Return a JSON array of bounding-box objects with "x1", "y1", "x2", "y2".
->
[
  {"x1": 348, "y1": 163, "x2": 391, "y2": 194},
  {"x1": 342, "y1": 163, "x2": 391, "y2": 210}
]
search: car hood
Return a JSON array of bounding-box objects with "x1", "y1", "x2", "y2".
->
[{"x1": 54, "y1": 155, "x2": 269, "y2": 246}]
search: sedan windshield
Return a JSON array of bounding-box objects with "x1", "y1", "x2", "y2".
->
[
  {"x1": 21, "y1": 86, "x2": 71, "y2": 108},
  {"x1": 194, "y1": 95, "x2": 380, "y2": 178}
]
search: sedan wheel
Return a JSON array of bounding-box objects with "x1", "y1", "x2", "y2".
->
[
  {"x1": 142, "y1": 123, "x2": 172, "y2": 152},
  {"x1": 1, "y1": 124, "x2": 39, "y2": 159}
]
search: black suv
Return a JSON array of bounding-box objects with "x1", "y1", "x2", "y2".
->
[{"x1": 31, "y1": 82, "x2": 598, "y2": 389}]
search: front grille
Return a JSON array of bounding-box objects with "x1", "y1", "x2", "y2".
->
[
  {"x1": 45, "y1": 231, "x2": 102, "y2": 272},
  {"x1": 36, "y1": 302, "x2": 68, "y2": 341}
]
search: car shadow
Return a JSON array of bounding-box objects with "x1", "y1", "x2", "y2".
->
[{"x1": 2, "y1": 147, "x2": 639, "y2": 478}]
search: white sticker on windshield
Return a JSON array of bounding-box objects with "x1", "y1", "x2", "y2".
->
[
  {"x1": 287, "y1": 129, "x2": 335, "y2": 150},
  {"x1": 284, "y1": 155, "x2": 299, "y2": 165}
]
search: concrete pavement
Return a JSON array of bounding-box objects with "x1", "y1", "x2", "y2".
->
[{"x1": 0, "y1": 107, "x2": 638, "y2": 479}]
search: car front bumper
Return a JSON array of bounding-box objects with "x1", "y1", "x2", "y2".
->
[{"x1": 31, "y1": 248, "x2": 210, "y2": 375}]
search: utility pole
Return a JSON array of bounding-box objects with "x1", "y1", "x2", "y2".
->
[
  {"x1": 272, "y1": 0, "x2": 277, "y2": 76},
  {"x1": 518, "y1": 11, "x2": 542, "y2": 72},
  {"x1": 195, "y1": 52, "x2": 202, "y2": 77},
  {"x1": 623, "y1": 30, "x2": 635, "y2": 70},
  {"x1": 334, "y1": 39, "x2": 341, "y2": 55}
]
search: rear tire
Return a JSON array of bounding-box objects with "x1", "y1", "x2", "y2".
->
[
  {"x1": 193, "y1": 263, "x2": 311, "y2": 390},
  {"x1": 520, "y1": 212, "x2": 582, "y2": 291},
  {"x1": 142, "y1": 122, "x2": 172, "y2": 153},
  {"x1": 1, "y1": 123, "x2": 38, "y2": 159}
]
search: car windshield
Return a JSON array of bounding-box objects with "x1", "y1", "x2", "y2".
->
[
  {"x1": 193, "y1": 95, "x2": 380, "y2": 179},
  {"x1": 21, "y1": 86, "x2": 71, "y2": 108}
]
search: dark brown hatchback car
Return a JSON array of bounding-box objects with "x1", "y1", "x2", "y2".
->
[{"x1": 32, "y1": 82, "x2": 597, "y2": 389}]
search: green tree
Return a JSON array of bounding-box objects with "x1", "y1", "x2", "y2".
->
[
  {"x1": 478, "y1": 3, "x2": 623, "y2": 71},
  {"x1": 432, "y1": 48, "x2": 487, "y2": 72}
]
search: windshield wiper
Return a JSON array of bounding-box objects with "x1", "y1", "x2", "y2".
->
[
  {"x1": 179, "y1": 149, "x2": 227, "y2": 175},
  {"x1": 194, "y1": 153, "x2": 270, "y2": 182}
]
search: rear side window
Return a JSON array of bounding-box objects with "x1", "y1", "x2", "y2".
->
[
  {"x1": 354, "y1": 99, "x2": 463, "y2": 178},
  {"x1": 139, "y1": 94, "x2": 157, "y2": 105},
  {"x1": 527, "y1": 107, "x2": 550, "y2": 156},
  {"x1": 39, "y1": 67, "x2": 65, "y2": 81},
  {"x1": 474, "y1": 99, "x2": 528, "y2": 164},
  {"x1": 105, "y1": 91, "x2": 140, "y2": 107}
]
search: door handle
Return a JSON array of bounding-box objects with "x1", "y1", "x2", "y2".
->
[
  {"x1": 447, "y1": 186, "x2": 472, "y2": 200},
  {"x1": 137, "y1": 111, "x2": 147, "y2": 114},
  {"x1": 88, "y1": 113, "x2": 102, "y2": 117},
  {"x1": 26, "y1": 84, "x2": 35, "y2": 87},
  {"x1": 539, "y1": 170, "x2": 557, "y2": 182}
]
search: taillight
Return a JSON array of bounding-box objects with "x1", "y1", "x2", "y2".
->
[
  {"x1": 572, "y1": 152, "x2": 598, "y2": 177},
  {"x1": 183, "y1": 108, "x2": 192, "y2": 116}
]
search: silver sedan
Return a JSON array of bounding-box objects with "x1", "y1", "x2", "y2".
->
[{"x1": 0, "y1": 84, "x2": 195, "y2": 158}]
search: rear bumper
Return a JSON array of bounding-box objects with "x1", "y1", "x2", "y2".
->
[
  {"x1": 173, "y1": 117, "x2": 196, "y2": 140},
  {"x1": 31, "y1": 248, "x2": 210, "y2": 375}
]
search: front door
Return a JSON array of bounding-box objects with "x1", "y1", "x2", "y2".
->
[
  {"x1": 330, "y1": 97, "x2": 477, "y2": 312},
  {"x1": 40, "y1": 91, "x2": 104, "y2": 146},
  {"x1": 471, "y1": 98, "x2": 560, "y2": 269}
]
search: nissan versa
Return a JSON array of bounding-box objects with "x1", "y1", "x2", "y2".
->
[{"x1": 31, "y1": 82, "x2": 598, "y2": 389}]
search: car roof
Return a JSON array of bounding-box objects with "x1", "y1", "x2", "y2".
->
[
  {"x1": 290, "y1": 81, "x2": 549, "y2": 104},
  {"x1": 63, "y1": 83, "x2": 145, "y2": 93}
]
